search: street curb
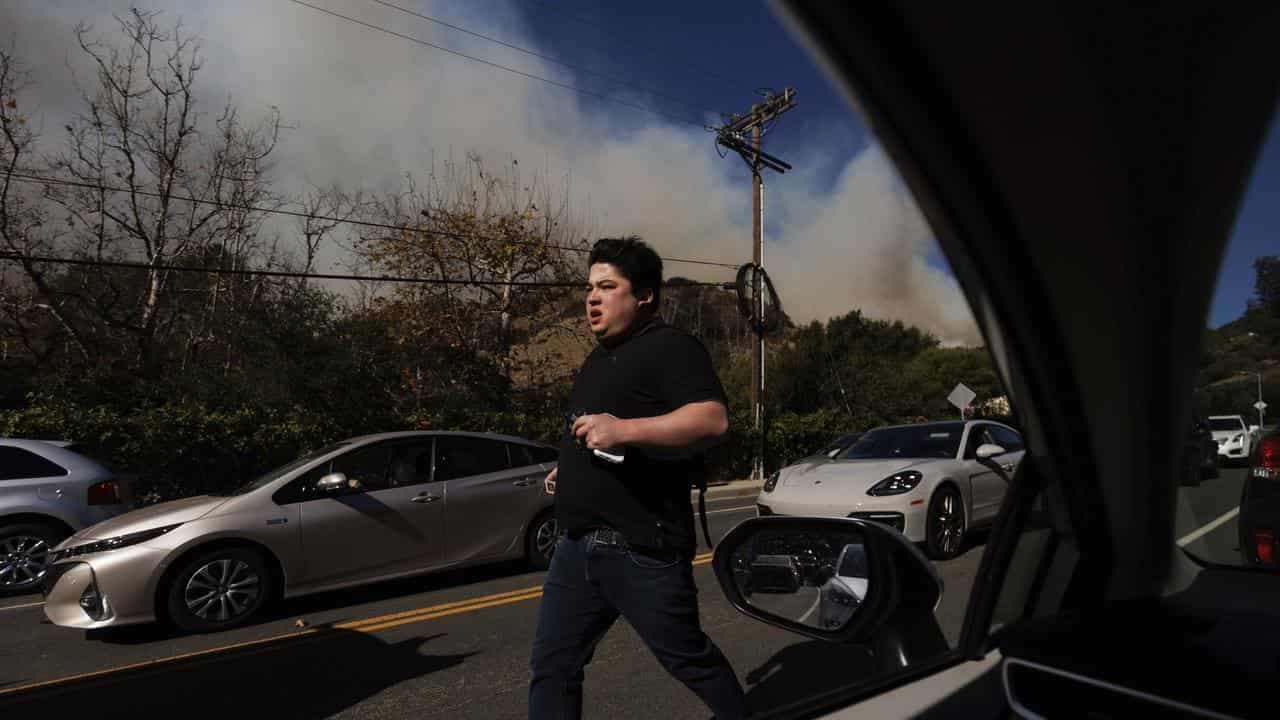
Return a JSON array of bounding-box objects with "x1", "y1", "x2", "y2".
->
[{"x1": 698, "y1": 479, "x2": 762, "y2": 500}]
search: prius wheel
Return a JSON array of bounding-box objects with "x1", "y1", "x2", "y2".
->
[
  {"x1": 165, "y1": 547, "x2": 271, "y2": 632},
  {"x1": 925, "y1": 486, "x2": 966, "y2": 561},
  {"x1": 526, "y1": 510, "x2": 559, "y2": 571},
  {"x1": 0, "y1": 523, "x2": 63, "y2": 597}
]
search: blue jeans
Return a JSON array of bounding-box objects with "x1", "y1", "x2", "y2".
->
[{"x1": 529, "y1": 532, "x2": 746, "y2": 719}]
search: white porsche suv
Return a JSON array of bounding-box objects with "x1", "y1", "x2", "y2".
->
[{"x1": 755, "y1": 420, "x2": 1024, "y2": 560}]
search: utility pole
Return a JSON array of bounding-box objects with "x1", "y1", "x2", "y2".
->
[{"x1": 713, "y1": 88, "x2": 797, "y2": 482}]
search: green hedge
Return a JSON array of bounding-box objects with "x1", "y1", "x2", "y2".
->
[{"x1": 1, "y1": 400, "x2": 870, "y2": 503}]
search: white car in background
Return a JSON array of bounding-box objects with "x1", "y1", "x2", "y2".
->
[
  {"x1": 755, "y1": 420, "x2": 1024, "y2": 560},
  {"x1": 1208, "y1": 415, "x2": 1259, "y2": 464}
]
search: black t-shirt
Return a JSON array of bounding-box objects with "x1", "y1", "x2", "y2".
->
[{"x1": 555, "y1": 320, "x2": 727, "y2": 551}]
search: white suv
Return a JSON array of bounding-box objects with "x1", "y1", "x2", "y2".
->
[
  {"x1": 1207, "y1": 415, "x2": 1260, "y2": 464},
  {"x1": 0, "y1": 439, "x2": 131, "y2": 596}
]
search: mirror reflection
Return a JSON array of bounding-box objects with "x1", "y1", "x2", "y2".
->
[{"x1": 730, "y1": 527, "x2": 870, "y2": 631}]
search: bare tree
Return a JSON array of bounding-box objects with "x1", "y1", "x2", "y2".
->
[
  {"x1": 37, "y1": 9, "x2": 281, "y2": 370},
  {"x1": 358, "y1": 153, "x2": 588, "y2": 404}
]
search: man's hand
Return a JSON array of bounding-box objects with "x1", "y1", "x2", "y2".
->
[
  {"x1": 573, "y1": 413, "x2": 627, "y2": 451},
  {"x1": 544, "y1": 466, "x2": 558, "y2": 495}
]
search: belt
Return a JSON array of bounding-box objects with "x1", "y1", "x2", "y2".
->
[{"x1": 580, "y1": 527, "x2": 628, "y2": 548}]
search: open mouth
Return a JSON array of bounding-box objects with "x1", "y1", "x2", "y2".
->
[{"x1": 588, "y1": 309, "x2": 603, "y2": 324}]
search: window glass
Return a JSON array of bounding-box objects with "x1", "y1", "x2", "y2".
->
[
  {"x1": 990, "y1": 426, "x2": 1024, "y2": 453},
  {"x1": 434, "y1": 436, "x2": 510, "y2": 482},
  {"x1": 330, "y1": 443, "x2": 394, "y2": 492},
  {"x1": 840, "y1": 424, "x2": 964, "y2": 460},
  {"x1": 963, "y1": 425, "x2": 996, "y2": 459},
  {"x1": 527, "y1": 445, "x2": 560, "y2": 464},
  {"x1": 1182, "y1": 115, "x2": 1278, "y2": 570},
  {"x1": 0, "y1": 446, "x2": 69, "y2": 480},
  {"x1": 388, "y1": 440, "x2": 434, "y2": 487}
]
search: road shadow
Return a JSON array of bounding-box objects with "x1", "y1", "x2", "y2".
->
[
  {"x1": 743, "y1": 640, "x2": 878, "y2": 717},
  {"x1": 1, "y1": 629, "x2": 474, "y2": 718},
  {"x1": 90, "y1": 558, "x2": 537, "y2": 646}
]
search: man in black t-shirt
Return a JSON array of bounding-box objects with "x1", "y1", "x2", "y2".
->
[{"x1": 529, "y1": 237, "x2": 745, "y2": 720}]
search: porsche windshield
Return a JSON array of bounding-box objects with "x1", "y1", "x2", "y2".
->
[{"x1": 841, "y1": 424, "x2": 963, "y2": 460}]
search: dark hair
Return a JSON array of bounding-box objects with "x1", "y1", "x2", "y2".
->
[{"x1": 588, "y1": 236, "x2": 663, "y2": 308}]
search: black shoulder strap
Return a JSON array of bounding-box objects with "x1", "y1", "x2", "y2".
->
[{"x1": 696, "y1": 477, "x2": 713, "y2": 550}]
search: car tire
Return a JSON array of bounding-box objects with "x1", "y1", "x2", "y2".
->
[
  {"x1": 0, "y1": 522, "x2": 66, "y2": 597},
  {"x1": 924, "y1": 486, "x2": 966, "y2": 561},
  {"x1": 164, "y1": 546, "x2": 272, "y2": 633},
  {"x1": 525, "y1": 510, "x2": 558, "y2": 571}
]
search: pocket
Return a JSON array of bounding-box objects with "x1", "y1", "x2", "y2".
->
[{"x1": 626, "y1": 547, "x2": 682, "y2": 570}]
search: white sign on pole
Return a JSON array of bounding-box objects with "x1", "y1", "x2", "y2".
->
[
  {"x1": 1256, "y1": 401, "x2": 1268, "y2": 412},
  {"x1": 948, "y1": 383, "x2": 977, "y2": 419}
]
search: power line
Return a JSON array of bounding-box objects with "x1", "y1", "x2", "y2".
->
[
  {"x1": 5, "y1": 172, "x2": 740, "y2": 269},
  {"x1": 370, "y1": 0, "x2": 712, "y2": 117},
  {"x1": 518, "y1": 0, "x2": 752, "y2": 92},
  {"x1": 0, "y1": 251, "x2": 734, "y2": 289},
  {"x1": 284, "y1": 0, "x2": 705, "y2": 128}
]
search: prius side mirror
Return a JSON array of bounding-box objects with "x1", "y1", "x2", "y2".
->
[
  {"x1": 714, "y1": 516, "x2": 947, "y2": 671},
  {"x1": 316, "y1": 472, "x2": 350, "y2": 493}
]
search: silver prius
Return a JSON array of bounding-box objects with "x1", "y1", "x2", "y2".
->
[{"x1": 41, "y1": 431, "x2": 558, "y2": 632}]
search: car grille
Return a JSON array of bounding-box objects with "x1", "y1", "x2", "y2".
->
[
  {"x1": 848, "y1": 511, "x2": 905, "y2": 532},
  {"x1": 41, "y1": 562, "x2": 76, "y2": 597}
]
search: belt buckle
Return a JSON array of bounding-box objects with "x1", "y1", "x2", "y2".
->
[{"x1": 595, "y1": 528, "x2": 624, "y2": 547}]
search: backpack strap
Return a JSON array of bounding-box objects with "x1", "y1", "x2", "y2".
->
[{"x1": 696, "y1": 477, "x2": 713, "y2": 550}]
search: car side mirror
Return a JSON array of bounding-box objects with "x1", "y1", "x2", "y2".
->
[
  {"x1": 316, "y1": 472, "x2": 350, "y2": 493},
  {"x1": 714, "y1": 516, "x2": 948, "y2": 671},
  {"x1": 976, "y1": 443, "x2": 1006, "y2": 460}
]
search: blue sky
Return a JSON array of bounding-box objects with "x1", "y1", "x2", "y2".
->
[{"x1": 507, "y1": 0, "x2": 1275, "y2": 328}]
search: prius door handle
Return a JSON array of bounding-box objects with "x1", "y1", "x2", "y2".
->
[
  {"x1": 411, "y1": 492, "x2": 441, "y2": 503},
  {"x1": 512, "y1": 478, "x2": 537, "y2": 487}
]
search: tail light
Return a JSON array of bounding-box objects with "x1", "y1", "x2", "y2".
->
[
  {"x1": 87, "y1": 479, "x2": 122, "y2": 505},
  {"x1": 1255, "y1": 435, "x2": 1280, "y2": 480},
  {"x1": 1256, "y1": 529, "x2": 1276, "y2": 566}
]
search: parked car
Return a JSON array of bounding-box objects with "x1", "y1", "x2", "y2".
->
[
  {"x1": 41, "y1": 431, "x2": 557, "y2": 631},
  {"x1": 1238, "y1": 430, "x2": 1280, "y2": 567},
  {"x1": 1182, "y1": 414, "x2": 1220, "y2": 486},
  {"x1": 816, "y1": 541, "x2": 868, "y2": 630},
  {"x1": 756, "y1": 420, "x2": 1024, "y2": 560},
  {"x1": 1208, "y1": 414, "x2": 1260, "y2": 464},
  {"x1": 0, "y1": 439, "x2": 131, "y2": 597}
]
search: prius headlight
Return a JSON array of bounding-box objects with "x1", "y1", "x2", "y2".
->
[
  {"x1": 52, "y1": 524, "x2": 182, "y2": 561},
  {"x1": 867, "y1": 470, "x2": 924, "y2": 496}
]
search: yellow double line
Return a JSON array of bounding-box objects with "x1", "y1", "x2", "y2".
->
[{"x1": 0, "y1": 552, "x2": 714, "y2": 699}]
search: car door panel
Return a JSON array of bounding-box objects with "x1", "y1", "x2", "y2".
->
[
  {"x1": 294, "y1": 440, "x2": 444, "y2": 587},
  {"x1": 963, "y1": 426, "x2": 1005, "y2": 525},
  {"x1": 446, "y1": 465, "x2": 545, "y2": 561},
  {"x1": 436, "y1": 437, "x2": 543, "y2": 563}
]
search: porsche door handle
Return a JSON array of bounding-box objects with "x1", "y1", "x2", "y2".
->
[{"x1": 411, "y1": 492, "x2": 441, "y2": 503}]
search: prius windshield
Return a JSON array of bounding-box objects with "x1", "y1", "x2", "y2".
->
[{"x1": 217, "y1": 442, "x2": 352, "y2": 496}]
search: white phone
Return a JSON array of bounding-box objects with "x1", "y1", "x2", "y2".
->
[{"x1": 593, "y1": 448, "x2": 625, "y2": 464}]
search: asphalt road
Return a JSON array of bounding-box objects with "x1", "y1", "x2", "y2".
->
[{"x1": 0, "y1": 469, "x2": 1251, "y2": 719}]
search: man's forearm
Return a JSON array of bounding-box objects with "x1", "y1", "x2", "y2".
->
[{"x1": 618, "y1": 401, "x2": 729, "y2": 452}]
